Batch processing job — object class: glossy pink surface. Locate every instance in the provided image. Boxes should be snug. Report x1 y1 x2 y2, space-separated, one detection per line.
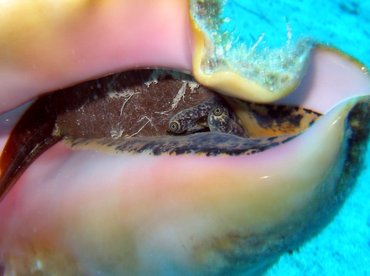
0 0 193 113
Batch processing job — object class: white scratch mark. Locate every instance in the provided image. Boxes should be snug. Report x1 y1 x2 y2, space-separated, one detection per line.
119 91 140 116
155 83 187 115
110 127 124 139
144 79 158 88
108 89 140 101
126 116 153 138
250 32 265 52
187 81 199 92
171 82 187 109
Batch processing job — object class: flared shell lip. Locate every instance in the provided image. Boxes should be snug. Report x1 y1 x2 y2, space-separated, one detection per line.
189 15 369 104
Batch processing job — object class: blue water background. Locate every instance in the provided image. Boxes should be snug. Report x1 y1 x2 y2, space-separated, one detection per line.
223 0 370 67
222 1 370 275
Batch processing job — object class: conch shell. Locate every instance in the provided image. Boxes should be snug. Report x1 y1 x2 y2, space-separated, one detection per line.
0 0 369 275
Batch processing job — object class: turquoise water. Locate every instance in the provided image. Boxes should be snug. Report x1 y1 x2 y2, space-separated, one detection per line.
222 1 370 275
224 0 370 67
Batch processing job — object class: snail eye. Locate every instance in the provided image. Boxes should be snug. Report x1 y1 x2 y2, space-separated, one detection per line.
169 121 181 133
212 106 225 116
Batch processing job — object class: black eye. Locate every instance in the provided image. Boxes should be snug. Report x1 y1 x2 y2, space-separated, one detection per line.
169 121 181 133
212 106 225 116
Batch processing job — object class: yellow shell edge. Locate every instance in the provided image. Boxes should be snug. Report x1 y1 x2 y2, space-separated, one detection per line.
190 18 299 103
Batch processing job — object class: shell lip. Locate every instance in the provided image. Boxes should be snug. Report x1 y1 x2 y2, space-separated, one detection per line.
189 1 370 104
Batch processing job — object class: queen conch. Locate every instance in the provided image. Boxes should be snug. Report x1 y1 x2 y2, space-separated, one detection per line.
0 0 369 275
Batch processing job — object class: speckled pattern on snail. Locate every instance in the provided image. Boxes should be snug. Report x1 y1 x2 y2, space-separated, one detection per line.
168 97 245 136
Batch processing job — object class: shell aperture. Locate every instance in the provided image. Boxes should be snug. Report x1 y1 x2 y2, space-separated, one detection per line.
0 69 320 200
0 65 369 275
